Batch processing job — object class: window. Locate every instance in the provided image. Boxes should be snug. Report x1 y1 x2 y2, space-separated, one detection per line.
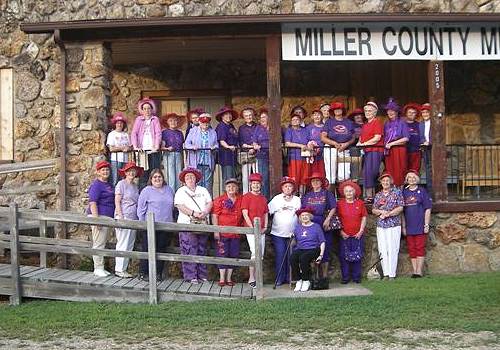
0 68 13 162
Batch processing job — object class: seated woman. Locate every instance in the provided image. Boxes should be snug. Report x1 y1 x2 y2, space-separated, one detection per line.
291 208 326 292
372 172 404 280
174 167 213 284
136 169 175 281
211 178 242 287
402 170 432 278
337 180 367 284
268 176 301 287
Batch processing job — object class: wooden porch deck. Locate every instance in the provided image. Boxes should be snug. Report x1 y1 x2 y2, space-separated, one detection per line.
0 264 254 303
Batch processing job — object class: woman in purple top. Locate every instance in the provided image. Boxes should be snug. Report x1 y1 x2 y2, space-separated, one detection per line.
291 208 326 292
88 160 115 277
306 110 326 179
402 170 432 278
252 108 270 199
404 103 423 173
185 107 204 139
215 106 239 184
372 172 404 280
136 169 175 281
301 172 337 278
160 113 185 192
320 102 356 188
284 113 310 194
238 107 258 194
348 108 366 181
383 98 410 187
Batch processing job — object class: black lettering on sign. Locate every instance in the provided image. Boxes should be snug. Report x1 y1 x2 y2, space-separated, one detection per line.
481 27 498 55
429 28 443 55
296 28 313 56
458 27 470 55
443 28 456 55
382 27 397 55
313 28 319 56
344 27 357 55
319 28 331 55
358 27 372 55
331 28 344 56
398 26 413 55
415 27 428 55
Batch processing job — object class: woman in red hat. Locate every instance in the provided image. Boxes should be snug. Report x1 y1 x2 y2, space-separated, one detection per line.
87 160 115 277
114 161 143 278
321 101 356 189
306 109 327 179
268 177 301 286
284 112 311 194
185 107 204 139
215 106 239 184
252 108 270 199
106 112 131 186
336 180 367 284
301 172 337 279
241 172 269 288
174 167 213 283
160 113 185 191
404 103 423 173
348 108 367 181
372 172 404 280
238 107 258 194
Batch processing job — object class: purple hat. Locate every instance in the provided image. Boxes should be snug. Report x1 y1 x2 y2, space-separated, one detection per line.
383 97 400 113
137 97 157 115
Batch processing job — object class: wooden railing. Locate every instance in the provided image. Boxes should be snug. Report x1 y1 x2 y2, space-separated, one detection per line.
0 204 263 305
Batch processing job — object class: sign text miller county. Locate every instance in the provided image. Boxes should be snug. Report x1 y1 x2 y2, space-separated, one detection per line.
282 23 500 61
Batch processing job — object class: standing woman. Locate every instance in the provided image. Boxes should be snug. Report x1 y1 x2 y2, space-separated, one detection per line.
348 108 366 182
419 103 433 192
319 102 331 124
185 107 204 139
238 107 258 194
402 170 432 278
357 101 384 203
301 172 337 279
215 106 239 184
160 113 185 191
383 98 410 187
106 112 131 186
174 168 213 283
284 113 310 194
336 180 367 284
130 98 162 186
268 177 301 286
87 160 115 277
404 103 423 173
252 108 270 199
306 109 326 179
114 161 143 278
372 172 404 280
136 169 175 281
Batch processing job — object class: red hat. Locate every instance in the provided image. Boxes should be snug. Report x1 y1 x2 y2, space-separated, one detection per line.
187 107 204 121
378 172 393 182
240 106 257 118
160 113 186 129
329 102 346 114
118 161 144 178
280 176 296 190
403 103 421 116
248 173 263 183
338 180 362 198
198 113 212 124
307 172 329 189
296 207 315 216
420 103 432 111
137 97 157 115
179 167 202 183
96 160 110 171
111 112 127 126
347 108 364 120
258 107 268 116
290 105 307 118
215 106 239 122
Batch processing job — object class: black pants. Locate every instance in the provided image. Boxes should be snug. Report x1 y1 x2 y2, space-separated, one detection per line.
139 230 171 277
291 248 320 281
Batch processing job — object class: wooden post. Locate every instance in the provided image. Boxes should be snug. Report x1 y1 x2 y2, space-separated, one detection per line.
9 203 21 305
146 212 158 305
266 34 283 197
428 61 447 202
253 217 264 301
39 203 47 268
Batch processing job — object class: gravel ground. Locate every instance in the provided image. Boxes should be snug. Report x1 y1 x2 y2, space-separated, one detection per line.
0 330 498 350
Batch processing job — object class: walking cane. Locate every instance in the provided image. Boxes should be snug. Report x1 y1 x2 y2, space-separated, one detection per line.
273 236 294 290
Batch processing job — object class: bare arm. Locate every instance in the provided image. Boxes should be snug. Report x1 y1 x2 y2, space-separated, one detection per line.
89 202 98 217
424 208 431 234
358 134 381 146
211 213 220 240
320 132 340 148
242 209 253 228
114 194 123 218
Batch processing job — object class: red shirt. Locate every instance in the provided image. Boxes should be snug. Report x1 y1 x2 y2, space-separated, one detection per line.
212 194 242 238
241 192 268 229
360 118 384 152
337 199 368 236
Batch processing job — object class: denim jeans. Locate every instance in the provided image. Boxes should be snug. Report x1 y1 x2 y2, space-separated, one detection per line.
197 164 214 198
257 158 270 199
162 151 183 191
110 160 125 187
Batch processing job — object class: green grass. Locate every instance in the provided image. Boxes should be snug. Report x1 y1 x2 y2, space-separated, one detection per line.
0 273 499 343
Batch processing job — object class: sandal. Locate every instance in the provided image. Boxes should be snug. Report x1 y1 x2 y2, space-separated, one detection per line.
226 281 235 286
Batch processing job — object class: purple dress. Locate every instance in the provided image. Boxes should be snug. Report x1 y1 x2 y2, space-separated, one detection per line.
216 121 238 166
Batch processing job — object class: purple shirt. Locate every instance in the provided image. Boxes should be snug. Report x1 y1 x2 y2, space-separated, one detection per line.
403 186 432 235
115 179 139 219
184 127 218 169
284 126 309 161
384 118 410 145
373 187 405 228
161 128 184 152
322 118 355 143
306 123 324 160
87 179 115 218
252 125 269 160
406 121 422 153
137 185 175 223
238 123 257 146
301 189 337 225
294 223 326 250
216 121 238 166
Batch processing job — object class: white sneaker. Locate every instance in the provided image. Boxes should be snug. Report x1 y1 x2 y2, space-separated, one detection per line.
294 280 303 292
94 269 108 277
300 280 310 292
115 271 133 278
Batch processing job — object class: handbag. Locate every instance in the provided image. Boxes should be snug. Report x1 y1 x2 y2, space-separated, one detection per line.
310 261 329 290
327 215 342 230
237 149 256 165
344 239 363 262
185 190 208 225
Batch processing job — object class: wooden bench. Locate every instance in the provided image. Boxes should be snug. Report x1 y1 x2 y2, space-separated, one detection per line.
460 145 500 197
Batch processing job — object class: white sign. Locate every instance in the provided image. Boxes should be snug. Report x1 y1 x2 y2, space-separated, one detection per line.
282 23 500 61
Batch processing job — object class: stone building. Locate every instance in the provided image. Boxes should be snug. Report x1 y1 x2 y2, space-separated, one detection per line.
0 0 499 279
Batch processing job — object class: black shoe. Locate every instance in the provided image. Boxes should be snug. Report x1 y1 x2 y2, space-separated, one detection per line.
340 280 350 285
139 273 149 282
